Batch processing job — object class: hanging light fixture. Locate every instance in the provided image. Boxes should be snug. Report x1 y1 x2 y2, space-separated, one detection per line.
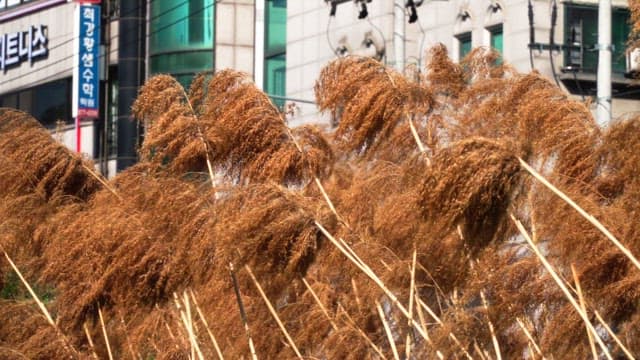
357 0 370 19
406 0 418 23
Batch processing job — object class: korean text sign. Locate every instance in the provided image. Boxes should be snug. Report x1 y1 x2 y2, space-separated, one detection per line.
72 3 100 118
0 25 48 72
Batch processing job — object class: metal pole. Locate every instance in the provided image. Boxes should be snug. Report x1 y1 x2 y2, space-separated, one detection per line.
254 0 265 90
116 0 145 171
597 0 612 126
394 0 405 72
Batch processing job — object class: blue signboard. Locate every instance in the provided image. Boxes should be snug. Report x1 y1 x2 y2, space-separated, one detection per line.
73 3 100 118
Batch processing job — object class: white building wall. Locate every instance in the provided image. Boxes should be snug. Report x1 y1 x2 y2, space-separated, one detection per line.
215 0 256 75
285 0 637 125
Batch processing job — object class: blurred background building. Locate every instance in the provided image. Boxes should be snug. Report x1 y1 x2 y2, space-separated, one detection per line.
0 0 637 176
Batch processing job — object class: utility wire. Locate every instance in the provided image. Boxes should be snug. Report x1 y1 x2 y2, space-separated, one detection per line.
325 15 339 56
549 0 561 87
0 0 213 88
528 0 535 71
366 16 387 64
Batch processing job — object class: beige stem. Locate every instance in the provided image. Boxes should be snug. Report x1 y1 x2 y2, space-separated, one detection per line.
571 265 598 360
98 306 114 360
301 278 339 331
511 214 612 360
519 157 640 272
188 289 225 360
515 318 545 360
376 301 400 360
245 265 303 359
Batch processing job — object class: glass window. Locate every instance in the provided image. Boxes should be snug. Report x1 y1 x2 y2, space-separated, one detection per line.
32 78 71 128
457 32 472 61
0 93 17 108
0 78 71 128
265 54 286 103
149 0 215 87
150 0 214 53
0 0 36 11
265 0 287 57
490 25 503 54
564 4 629 74
150 51 213 75
264 0 286 107
489 25 503 64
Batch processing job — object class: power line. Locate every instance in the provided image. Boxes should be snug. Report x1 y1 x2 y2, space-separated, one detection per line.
35 0 192 58
0 0 214 89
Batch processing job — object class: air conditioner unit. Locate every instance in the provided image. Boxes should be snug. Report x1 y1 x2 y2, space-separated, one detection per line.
626 48 640 76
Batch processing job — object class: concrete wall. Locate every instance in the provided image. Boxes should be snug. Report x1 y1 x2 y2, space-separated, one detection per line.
215 0 255 75
287 1 394 126
285 0 638 125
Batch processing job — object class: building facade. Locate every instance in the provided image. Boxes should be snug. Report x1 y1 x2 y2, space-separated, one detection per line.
0 0 637 176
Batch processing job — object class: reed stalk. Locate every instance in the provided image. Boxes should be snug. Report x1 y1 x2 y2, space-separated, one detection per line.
337 303 388 360
510 214 613 360
413 292 445 360
515 318 545 360
571 265 598 360
245 265 303 359
174 292 204 360
376 301 400 360
518 158 640 273
473 342 488 360
593 310 636 360
229 263 258 360
301 278 338 331
415 297 472 359
189 289 225 360
180 86 217 188
405 249 417 360
83 322 98 359
316 221 471 359
408 116 426 154
351 277 362 310
98 306 114 360
480 291 501 360
3 252 55 327
2 251 79 357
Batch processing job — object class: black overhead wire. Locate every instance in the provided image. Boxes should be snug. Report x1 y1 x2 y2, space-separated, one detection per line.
549 0 561 87
528 0 535 71
0 0 212 89
325 13 339 56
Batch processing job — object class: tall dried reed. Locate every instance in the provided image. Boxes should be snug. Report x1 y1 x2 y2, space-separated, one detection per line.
2 42 640 359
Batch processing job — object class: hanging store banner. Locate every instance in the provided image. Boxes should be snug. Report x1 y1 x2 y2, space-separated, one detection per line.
72 2 100 119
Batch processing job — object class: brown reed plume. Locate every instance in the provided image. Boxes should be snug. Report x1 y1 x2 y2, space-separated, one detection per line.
315 56 434 157
4 42 640 359
419 137 521 249
0 108 100 202
630 0 640 49
425 44 465 97
132 74 227 176
202 70 333 185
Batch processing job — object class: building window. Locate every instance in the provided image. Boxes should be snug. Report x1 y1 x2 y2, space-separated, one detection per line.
488 24 503 63
0 0 36 12
149 0 215 88
264 0 286 108
456 32 472 61
564 4 630 74
0 78 71 128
